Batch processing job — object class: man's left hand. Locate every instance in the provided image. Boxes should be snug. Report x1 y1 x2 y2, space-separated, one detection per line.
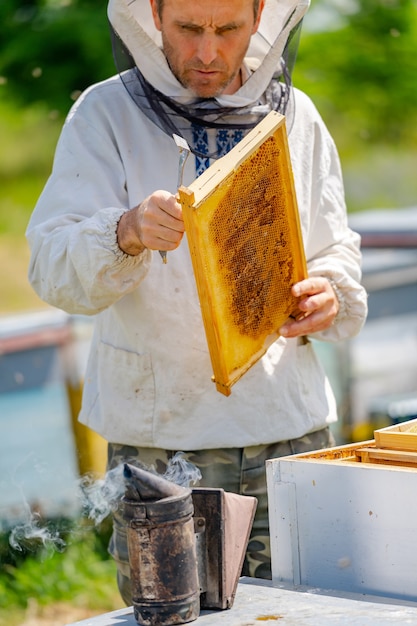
279 277 339 338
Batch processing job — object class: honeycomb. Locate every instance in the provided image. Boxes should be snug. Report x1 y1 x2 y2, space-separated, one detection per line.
179 111 307 396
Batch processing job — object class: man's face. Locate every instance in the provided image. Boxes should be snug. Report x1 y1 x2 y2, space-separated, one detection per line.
150 0 264 98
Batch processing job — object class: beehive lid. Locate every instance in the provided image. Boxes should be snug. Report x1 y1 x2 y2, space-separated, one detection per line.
179 111 307 396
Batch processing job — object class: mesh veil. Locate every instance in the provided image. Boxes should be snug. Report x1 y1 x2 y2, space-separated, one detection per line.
109 17 303 160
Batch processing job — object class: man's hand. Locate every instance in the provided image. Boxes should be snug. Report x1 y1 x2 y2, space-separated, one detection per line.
117 190 185 256
279 277 340 338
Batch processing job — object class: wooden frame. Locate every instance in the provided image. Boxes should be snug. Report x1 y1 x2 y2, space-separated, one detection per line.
374 417 417 451
179 111 307 395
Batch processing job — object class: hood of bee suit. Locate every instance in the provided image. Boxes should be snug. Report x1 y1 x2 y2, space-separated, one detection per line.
107 0 310 109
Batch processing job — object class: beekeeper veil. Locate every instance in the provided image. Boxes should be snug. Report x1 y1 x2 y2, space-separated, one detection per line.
108 0 309 159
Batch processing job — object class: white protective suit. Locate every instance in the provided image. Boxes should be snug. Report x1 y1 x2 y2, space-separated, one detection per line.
27 0 367 450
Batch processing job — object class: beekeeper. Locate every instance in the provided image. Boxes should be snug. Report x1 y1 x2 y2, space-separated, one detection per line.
27 0 368 598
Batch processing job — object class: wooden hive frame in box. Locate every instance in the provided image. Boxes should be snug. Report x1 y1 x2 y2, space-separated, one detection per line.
178 111 307 396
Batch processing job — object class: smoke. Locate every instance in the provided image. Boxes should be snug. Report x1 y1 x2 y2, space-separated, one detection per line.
79 464 125 525
6 452 70 555
8 452 201 554
163 451 202 487
9 510 66 555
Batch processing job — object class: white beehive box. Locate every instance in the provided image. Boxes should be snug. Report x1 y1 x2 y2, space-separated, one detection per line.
266 433 417 602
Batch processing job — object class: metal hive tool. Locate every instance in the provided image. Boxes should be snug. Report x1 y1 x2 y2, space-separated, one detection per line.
178 111 307 396
158 134 190 264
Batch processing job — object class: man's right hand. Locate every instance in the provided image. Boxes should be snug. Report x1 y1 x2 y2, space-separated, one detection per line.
117 190 185 256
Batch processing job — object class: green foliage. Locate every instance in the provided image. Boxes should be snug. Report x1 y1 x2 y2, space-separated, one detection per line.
0 517 117 612
294 0 417 148
0 101 62 236
0 0 115 115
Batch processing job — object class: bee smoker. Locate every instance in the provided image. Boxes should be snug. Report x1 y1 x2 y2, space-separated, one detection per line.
122 463 257 626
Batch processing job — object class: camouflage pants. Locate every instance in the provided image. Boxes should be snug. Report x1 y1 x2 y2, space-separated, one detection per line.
107 427 334 606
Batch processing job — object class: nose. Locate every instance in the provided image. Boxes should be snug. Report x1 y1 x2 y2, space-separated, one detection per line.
196 33 218 66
